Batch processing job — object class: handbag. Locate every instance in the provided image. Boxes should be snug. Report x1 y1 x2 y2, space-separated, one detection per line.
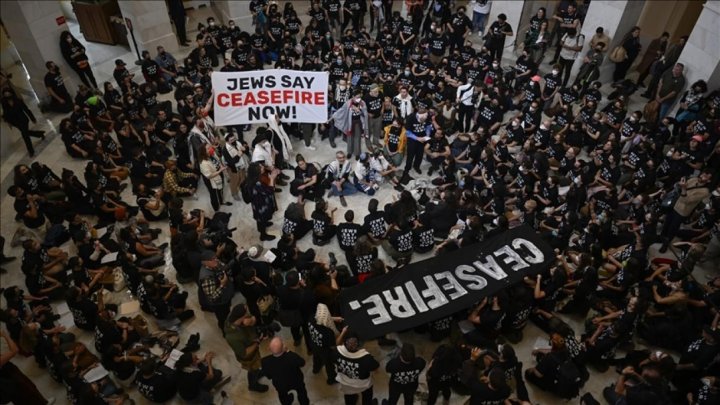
643 100 660 124
257 294 275 315
76 60 89 69
609 46 627 63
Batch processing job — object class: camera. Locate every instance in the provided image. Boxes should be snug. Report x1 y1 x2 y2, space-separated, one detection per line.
256 321 282 338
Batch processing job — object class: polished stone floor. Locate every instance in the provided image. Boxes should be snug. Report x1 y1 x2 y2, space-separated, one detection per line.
1 4 716 405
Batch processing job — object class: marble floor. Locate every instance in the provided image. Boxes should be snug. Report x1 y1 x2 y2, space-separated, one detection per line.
1 5 717 405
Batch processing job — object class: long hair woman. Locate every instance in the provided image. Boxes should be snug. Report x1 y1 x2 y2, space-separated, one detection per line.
59 30 97 88
247 162 277 241
197 144 229 211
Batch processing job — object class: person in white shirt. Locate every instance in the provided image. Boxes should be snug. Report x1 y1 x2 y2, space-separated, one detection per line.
221 132 248 201
252 131 276 167
353 153 378 196
471 0 492 36
456 78 477 132
325 151 356 207
369 150 404 191
198 143 229 211
392 87 414 119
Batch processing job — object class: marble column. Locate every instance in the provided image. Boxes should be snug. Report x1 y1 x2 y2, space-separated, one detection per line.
674 1 720 103
214 1 254 33
571 0 646 82
0 0 79 98
116 0 178 62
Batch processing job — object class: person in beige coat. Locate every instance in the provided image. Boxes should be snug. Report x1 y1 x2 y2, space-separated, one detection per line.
660 171 713 252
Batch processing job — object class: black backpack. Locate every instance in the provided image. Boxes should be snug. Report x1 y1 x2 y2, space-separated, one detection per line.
240 180 252 203
554 356 582 398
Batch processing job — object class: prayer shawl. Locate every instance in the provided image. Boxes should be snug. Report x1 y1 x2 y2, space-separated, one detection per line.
332 100 369 137
267 117 293 161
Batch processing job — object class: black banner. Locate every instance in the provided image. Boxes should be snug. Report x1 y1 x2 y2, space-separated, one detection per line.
338 225 554 340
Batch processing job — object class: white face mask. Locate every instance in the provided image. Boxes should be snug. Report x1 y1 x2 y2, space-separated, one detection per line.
354 97 361 103
339 85 346 90
552 69 559 75
209 21 215 26
492 63 499 68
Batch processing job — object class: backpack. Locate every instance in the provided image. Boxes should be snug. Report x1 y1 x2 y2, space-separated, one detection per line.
554 357 582 398
609 46 627 63
240 180 252 203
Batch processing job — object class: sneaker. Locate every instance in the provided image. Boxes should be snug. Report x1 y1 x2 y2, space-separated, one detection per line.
339 195 347 207
328 252 338 266
307 145 317 150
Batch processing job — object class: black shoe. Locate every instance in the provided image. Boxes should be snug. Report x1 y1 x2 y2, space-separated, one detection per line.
400 173 412 185
275 188 283 192
223 202 233 206
312 366 322 374
328 252 338 266
181 332 200 352
279 173 290 180
326 378 338 385
266 222 273 227
659 244 668 253
548 60 558 65
413 167 422 175
347 154 353 160
330 141 337 148
427 166 436 176
339 195 347 207
394 184 404 192
158 242 169 250
260 233 276 241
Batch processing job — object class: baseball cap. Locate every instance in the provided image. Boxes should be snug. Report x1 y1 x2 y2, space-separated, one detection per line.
114 59 126 66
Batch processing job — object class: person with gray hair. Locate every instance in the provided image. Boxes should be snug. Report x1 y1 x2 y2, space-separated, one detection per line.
261 336 309 405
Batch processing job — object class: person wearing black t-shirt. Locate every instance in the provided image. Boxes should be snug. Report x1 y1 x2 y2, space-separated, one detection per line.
60 30 97 88
134 359 177 403
383 221 414 265
66 286 98 331
262 336 309 405
312 199 337 246
335 328 380 405
43 61 72 113
484 14 513 62
290 155 319 200
362 198 387 242
175 351 227 403
337 210 362 255
386 343 426 405
461 351 511 405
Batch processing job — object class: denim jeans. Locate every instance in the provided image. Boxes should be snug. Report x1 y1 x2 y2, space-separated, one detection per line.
472 12 488 34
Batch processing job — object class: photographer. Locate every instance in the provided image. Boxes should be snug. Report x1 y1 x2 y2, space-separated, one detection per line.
197 249 234 333
225 303 269 392
261 336 309 405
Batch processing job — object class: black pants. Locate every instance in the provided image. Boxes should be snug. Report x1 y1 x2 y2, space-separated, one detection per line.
404 139 424 172
0 362 48 405
613 59 634 82
661 209 686 246
312 346 336 382
342 11 360 31
558 57 575 87
11 119 44 156
457 104 474 133
344 386 373 405
202 176 224 211
427 378 451 405
488 43 504 63
278 383 310 405
72 65 98 88
173 17 187 43
388 383 417 405
211 301 231 332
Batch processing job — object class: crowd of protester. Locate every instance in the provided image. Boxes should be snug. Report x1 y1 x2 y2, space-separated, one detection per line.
2 1 720 404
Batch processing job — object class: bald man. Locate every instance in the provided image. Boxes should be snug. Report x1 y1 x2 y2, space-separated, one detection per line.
260 337 309 405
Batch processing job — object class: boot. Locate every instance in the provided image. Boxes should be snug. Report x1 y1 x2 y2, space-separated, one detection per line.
181 332 200 352
248 369 269 392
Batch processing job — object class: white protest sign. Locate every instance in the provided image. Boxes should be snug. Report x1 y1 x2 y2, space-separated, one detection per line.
212 69 329 125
